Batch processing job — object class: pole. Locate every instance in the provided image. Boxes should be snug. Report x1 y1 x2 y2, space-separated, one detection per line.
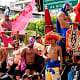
24 32 28 45
16 31 19 42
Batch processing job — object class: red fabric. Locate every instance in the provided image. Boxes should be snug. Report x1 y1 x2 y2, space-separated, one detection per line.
2 35 14 47
45 35 59 41
2 35 8 47
12 0 35 34
45 7 53 34
45 31 62 44
75 3 80 23
0 32 5 35
5 16 9 20
1 20 12 30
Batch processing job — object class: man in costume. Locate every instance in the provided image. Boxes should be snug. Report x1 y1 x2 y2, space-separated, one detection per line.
56 3 72 65
43 32 63 80
19 39 44 75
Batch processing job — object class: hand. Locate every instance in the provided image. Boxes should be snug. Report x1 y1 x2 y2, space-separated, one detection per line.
60 66 63 71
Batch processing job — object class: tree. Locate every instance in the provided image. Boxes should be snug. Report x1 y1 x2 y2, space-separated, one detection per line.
26 15 57 36
26 22 36 31
36 19 45 36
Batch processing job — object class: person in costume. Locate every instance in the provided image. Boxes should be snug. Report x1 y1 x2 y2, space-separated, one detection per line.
1 6 12 31
18 40 44 76
56 3 71 38
43 32 63 80
56 3 72 65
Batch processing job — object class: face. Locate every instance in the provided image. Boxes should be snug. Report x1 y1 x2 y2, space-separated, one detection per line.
25 69 30 75
37 38 42 44
7 57 14 66
49 39 56 45
16 76 20 80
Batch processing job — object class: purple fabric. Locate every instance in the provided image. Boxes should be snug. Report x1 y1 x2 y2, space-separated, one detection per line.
29 37 35 44
19 59 26 72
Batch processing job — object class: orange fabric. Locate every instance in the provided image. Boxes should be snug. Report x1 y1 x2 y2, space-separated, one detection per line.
66 29 72 51
45 31 62 40
66 29 80 52
45 35 60 41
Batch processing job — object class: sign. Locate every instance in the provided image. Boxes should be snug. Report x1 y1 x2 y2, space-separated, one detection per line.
43 0 78 10
12 0 35 34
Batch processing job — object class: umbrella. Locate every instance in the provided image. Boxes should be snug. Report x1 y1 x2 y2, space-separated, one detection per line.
44 6 54 34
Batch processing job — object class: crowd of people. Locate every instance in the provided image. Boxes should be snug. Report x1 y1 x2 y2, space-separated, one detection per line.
0 1 80 80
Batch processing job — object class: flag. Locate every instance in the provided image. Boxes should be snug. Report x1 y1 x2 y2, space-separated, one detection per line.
12 0 35 34
44 7 54 34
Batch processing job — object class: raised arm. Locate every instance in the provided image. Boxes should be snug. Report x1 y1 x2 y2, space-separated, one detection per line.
57 12 70 28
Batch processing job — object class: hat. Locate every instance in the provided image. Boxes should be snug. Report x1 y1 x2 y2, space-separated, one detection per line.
45 31 62 41
65 3 70 7
45 35 59 41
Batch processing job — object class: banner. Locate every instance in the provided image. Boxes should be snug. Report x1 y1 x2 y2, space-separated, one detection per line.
66 29 80 52
12 0 35 34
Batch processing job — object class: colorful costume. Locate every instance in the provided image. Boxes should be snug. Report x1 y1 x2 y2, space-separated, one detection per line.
56 3 71 38
45 32 61 80
45 60 61 80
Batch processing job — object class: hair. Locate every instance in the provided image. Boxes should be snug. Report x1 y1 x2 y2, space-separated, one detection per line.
36 36 41 40
22 73 32 80
61 3 71 15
